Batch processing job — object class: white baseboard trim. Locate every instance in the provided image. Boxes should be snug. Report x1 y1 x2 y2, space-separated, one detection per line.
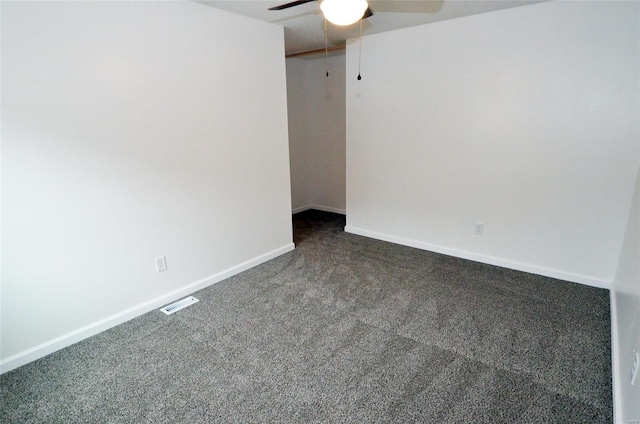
344 226 610 289
0 243 295 375
610 290 622 424
292 204 346 215
291 205 309 214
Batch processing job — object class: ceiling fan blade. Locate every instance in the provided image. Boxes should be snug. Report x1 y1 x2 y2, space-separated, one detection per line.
363 7 374 19
268 0 317 11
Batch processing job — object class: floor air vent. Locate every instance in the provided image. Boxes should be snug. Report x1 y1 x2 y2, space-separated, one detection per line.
160 296 199 315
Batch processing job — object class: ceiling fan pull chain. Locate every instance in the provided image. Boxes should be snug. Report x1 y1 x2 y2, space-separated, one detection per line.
324 18 329 77
357 17 363 80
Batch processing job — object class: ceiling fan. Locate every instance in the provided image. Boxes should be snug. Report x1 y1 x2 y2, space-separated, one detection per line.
269 0 373 27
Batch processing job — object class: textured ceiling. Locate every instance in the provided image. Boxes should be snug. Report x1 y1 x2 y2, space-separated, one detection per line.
197 0 546 56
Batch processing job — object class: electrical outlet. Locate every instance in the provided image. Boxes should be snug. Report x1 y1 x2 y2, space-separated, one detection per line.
631 351 639 385
474 223 484 235
155 256 168 273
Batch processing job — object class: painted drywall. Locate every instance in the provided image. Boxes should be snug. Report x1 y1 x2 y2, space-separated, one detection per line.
345 1 639 287
611 167 640 422
286 58 311 211
286 53 346 214
1 1 293 370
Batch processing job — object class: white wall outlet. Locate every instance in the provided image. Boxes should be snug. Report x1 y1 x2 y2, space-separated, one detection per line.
631 351 639 385
474 223 484 235
155 256 168 273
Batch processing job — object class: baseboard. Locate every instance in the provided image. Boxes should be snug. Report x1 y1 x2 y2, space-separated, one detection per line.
292 204 346 215
344 226 610 289
291 205 309 214
0 243 295 375
610 289 622 423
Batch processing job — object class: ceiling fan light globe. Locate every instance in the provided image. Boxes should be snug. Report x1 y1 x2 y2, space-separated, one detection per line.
321 0 368 26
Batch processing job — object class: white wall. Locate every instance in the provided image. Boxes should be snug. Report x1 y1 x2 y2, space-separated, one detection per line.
286 58 311 211
611 167 640 422
1 1 293 371
346 1 639 287
287 53 346 214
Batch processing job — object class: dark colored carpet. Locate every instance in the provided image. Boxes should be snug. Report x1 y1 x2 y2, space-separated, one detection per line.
0 210 612 423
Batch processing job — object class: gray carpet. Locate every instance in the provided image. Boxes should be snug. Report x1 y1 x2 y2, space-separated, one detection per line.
1 210 612 423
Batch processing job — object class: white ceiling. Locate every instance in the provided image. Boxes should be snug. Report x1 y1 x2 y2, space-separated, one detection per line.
197 0 546 56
